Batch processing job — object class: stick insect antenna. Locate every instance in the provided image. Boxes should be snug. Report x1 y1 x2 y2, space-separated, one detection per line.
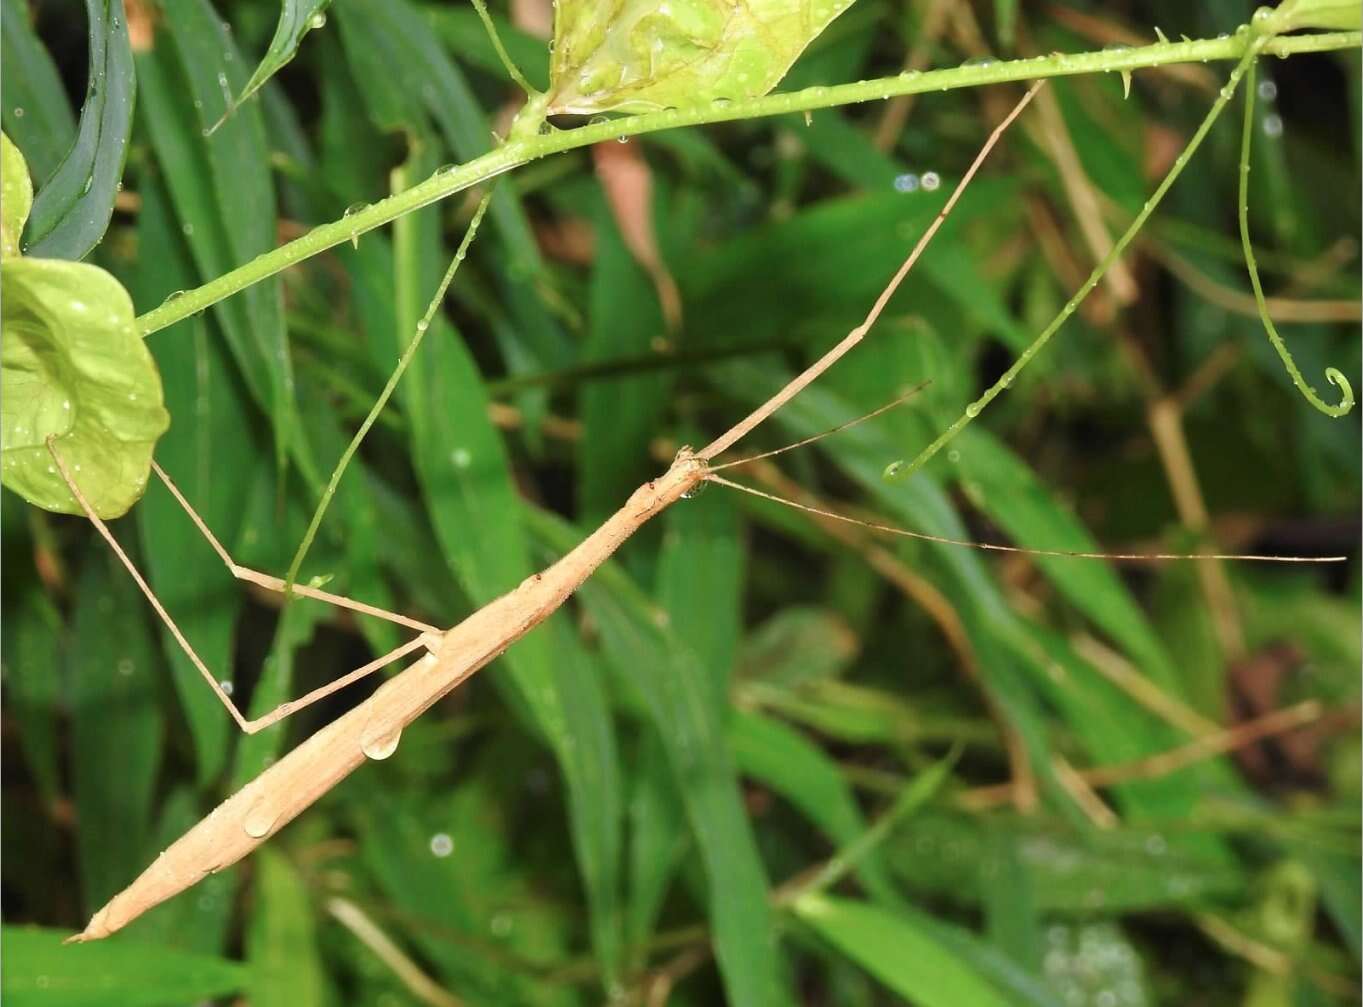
705 472 1347 564
708 381 932 473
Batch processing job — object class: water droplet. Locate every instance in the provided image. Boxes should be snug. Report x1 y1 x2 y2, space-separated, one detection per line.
308 11 327 29
965 402 981 417
883 460 906 479
12 107 24 118
429 832 454 857
1257 79 1278 101
1262 113 1283 138
242 798 279 838
920 171 940 191
681 479 707 500
361 725 402 760
414 319 428 333
490 912 513 937
182 222 194 237
117 658 135 676
1102 42 1133 53
947 449 961 463
893 173 920 193
62 400 70 410
616 134 628 144
1144 834 1167 855
588 114 610 128
81 176 93 195
960 55 997 68
451 447 471 469
220 680 234 696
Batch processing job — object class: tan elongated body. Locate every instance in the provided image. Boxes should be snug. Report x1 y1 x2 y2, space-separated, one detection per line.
75 451 707 941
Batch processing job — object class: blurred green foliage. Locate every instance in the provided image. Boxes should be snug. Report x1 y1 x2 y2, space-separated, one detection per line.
2 1 1359 1005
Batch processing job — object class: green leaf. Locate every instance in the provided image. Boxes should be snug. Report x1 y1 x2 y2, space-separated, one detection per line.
70 554 165 913
526 505 792 1007
135 0 299 478
578 189 671 524
1 257 170 518
0 926 246 1007
2 132 32 258
234 0 332 111
0 586 63 807
23 0 134 260
248 849 330 1007
795 893 1013 1007
547 0 855 114
1 0 78 184
730 709 899 905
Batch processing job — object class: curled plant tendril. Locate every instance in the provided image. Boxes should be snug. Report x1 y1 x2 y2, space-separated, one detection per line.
1238 58 1355 418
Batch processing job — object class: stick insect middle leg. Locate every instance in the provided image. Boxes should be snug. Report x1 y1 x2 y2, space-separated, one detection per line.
49 441 444 734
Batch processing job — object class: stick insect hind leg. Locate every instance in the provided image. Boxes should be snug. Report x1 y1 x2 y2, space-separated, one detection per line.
48 439 444 735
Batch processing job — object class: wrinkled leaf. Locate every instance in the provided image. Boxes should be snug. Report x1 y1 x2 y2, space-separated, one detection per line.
0 926 246 1007
796 893 1013 1007
548 0 856 114
2 132 32 257
23 0 134 260
234 0 332 110
1 257 169 518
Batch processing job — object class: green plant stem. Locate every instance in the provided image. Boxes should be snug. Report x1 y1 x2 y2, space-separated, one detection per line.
135 29 1360 337
469 0 537 97
885 39 1267 484
1237 60 1355 416
281 193 494 594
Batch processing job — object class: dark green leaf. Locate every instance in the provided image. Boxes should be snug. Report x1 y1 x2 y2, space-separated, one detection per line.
70 554 165 912
248 849 330 1007
1 0 77 184
23 0 134 260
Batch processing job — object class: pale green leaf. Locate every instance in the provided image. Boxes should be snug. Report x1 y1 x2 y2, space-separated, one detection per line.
795 894 1013 1007
1 258 169 517
547 0 856 114
2 132 32 258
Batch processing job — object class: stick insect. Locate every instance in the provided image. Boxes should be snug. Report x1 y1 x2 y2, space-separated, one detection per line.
53 81 1334 943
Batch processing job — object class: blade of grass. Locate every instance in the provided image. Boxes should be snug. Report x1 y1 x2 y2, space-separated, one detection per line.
23 0 134 259
388 148 624 982
135 0 300 478
71 554 165 913
131 172 251 784
0 0 77 183
526 504 793 1007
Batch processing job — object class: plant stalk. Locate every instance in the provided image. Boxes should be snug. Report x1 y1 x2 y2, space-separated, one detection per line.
135 29 1360 337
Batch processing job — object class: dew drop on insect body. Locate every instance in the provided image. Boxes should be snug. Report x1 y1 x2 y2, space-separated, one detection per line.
361 725 402 761
242 797 280 839
681 480 707 500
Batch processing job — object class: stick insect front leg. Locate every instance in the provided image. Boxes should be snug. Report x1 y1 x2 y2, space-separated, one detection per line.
48 441 445 734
